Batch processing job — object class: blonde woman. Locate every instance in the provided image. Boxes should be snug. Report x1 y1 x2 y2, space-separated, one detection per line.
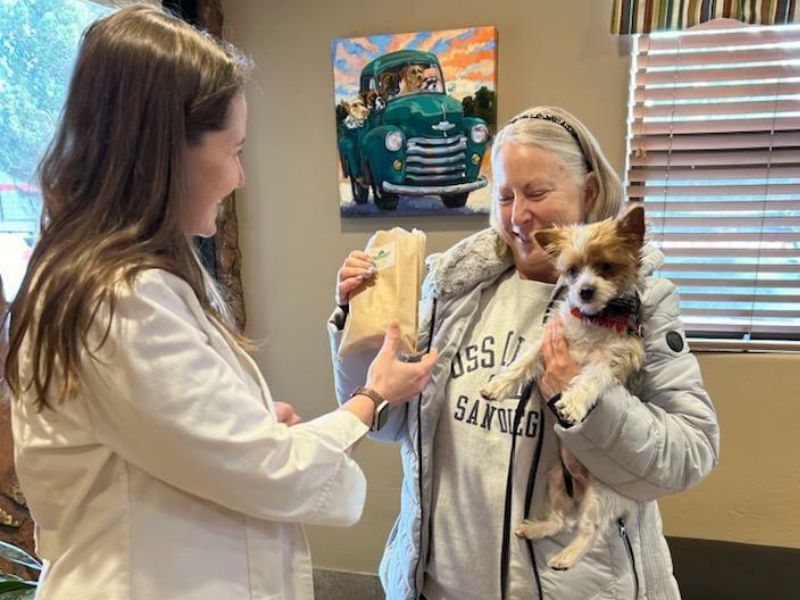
331 107 719 600
4 5 436 599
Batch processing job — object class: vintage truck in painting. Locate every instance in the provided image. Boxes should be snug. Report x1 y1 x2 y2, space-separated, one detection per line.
338 49 489 210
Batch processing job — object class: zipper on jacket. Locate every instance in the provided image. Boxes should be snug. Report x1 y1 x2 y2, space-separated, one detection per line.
415 297 437 599
502 287 566 600
522 404 545 600
618 518 640 600
500 384 544 600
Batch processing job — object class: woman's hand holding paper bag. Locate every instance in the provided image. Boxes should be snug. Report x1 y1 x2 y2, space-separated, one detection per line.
340 321 438 428
365 321 438 405
337 228 426 358
336 250 377 306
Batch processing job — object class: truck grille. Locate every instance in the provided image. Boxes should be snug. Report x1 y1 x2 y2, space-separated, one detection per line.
405 136 467 183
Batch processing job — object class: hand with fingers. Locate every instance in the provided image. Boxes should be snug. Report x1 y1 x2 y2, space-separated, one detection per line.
336 250 377 307
367 321 438 406
273 401 302 426
342 321 438 428
537 316 580 401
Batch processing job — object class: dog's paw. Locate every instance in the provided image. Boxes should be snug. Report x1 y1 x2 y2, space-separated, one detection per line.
515 520 557 540
548 548 579 571
480 378 508 402
554 395 589 424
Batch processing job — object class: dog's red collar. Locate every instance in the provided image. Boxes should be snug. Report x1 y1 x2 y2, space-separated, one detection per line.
569 306 644 337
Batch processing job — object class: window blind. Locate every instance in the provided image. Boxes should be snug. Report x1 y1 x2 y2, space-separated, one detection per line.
627 20 800 348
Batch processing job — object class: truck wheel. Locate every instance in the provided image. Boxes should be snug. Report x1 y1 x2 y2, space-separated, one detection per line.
441 192 469 208
350 177 369 204
368 164 399 210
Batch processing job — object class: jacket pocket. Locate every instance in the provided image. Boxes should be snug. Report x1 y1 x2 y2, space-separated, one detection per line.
536 532 615 600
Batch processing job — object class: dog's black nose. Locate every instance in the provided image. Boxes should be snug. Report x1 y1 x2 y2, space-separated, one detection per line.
580 287 595 302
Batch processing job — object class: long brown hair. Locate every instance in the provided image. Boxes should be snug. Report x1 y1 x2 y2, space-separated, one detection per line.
1 275 7 393
4 4 252 408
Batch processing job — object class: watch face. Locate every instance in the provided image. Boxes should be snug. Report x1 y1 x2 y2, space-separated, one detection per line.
374 401 390 431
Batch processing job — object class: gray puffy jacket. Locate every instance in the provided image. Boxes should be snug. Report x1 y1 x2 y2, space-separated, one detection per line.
328 228 719 600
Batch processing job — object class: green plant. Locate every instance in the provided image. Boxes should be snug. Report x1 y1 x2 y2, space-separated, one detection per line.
0 541 40 599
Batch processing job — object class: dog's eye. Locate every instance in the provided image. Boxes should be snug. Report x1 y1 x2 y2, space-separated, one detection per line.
566 266 579 278
599 262 614 274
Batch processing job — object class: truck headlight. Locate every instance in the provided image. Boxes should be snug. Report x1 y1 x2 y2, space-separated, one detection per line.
470 124 489 144
385 131 404 152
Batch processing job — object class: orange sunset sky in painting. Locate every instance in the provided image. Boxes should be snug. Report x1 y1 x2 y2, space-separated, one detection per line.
332 26 497 106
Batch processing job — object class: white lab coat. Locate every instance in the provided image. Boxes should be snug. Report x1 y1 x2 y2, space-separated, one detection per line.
11 269 369 599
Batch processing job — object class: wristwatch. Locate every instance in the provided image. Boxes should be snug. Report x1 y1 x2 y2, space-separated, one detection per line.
350 385 390 431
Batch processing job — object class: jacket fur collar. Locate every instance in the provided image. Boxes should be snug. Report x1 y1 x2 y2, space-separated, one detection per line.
426 227 665 300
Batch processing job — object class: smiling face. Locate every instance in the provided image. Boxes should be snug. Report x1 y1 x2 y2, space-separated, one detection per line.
181 92 247 237
492 142 597 282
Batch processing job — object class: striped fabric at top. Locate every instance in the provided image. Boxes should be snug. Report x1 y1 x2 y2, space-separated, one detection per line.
612 0 799 34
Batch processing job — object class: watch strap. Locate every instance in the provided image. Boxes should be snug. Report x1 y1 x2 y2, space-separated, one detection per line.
350 385 386 407
350 385 390 431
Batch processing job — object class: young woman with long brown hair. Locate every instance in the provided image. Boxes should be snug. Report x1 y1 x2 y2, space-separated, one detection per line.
4 5 436 599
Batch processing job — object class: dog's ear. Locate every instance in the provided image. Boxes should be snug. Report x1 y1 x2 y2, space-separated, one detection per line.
617 205 645 249
380 71 399 89
533 228 567 257
362 91 376 108
340 100 351 112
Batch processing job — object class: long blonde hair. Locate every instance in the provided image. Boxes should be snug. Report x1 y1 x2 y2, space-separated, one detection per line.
489 106 624 242
5 4 252 408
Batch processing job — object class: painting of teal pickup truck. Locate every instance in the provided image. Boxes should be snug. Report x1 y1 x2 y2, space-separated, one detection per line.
333 28 496 217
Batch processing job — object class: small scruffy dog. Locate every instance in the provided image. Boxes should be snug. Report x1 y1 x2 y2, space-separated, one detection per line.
399 64 425 95
481 206 647 571
341 97 370 128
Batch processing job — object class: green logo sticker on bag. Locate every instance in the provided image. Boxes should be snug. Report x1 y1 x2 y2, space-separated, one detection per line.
368 242 396 271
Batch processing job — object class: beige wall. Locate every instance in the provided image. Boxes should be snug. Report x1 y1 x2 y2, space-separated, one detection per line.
223 0 800 573
660 353 800 549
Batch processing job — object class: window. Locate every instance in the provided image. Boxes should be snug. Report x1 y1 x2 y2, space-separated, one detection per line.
626 19 800 350
0 0 109 301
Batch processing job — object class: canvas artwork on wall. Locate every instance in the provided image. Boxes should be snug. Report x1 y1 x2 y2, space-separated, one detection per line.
332 26 497 217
